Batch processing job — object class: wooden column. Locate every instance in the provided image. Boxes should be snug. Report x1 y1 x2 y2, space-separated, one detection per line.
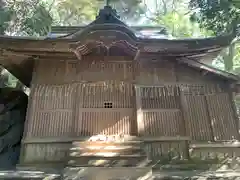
228 90 240 140
72 83 84 136
203 94 215 141
135 86 144 136
175 64 189 159
178 86 190 159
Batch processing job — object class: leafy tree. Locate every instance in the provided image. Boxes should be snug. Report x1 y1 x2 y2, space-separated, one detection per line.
53 0 145 25
0 0 53 88
0 0 53 36
189 0 239 35
151 11 213 38
188 0 240 71
146 0 212 38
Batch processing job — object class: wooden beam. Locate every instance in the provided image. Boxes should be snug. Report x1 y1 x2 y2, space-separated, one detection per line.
50 26 166 34
22 136 190 144
191 143 240 148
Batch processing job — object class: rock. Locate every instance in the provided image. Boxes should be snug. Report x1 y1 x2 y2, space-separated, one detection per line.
0 90 28 169
0 146 21 169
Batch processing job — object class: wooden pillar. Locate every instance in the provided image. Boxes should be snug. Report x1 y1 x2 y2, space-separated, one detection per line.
178 86 190 159
203 94 215 141
228 90 240 140
175 64 189 159
72 83 84 136
135 86 144 136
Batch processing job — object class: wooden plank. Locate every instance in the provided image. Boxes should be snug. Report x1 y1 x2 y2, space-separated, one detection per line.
70 149 141 156
72 141 142 146
139 136 190 142
228 91 240 140
22 136 190 144
141 109 180 113
74 108 133 112
135 85 144 136
51 25 168 33
64 167 151 180
69 154 146 159
191 143 240 148
70 146 140 152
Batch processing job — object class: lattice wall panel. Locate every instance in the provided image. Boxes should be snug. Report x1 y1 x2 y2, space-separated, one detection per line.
144 141 188 160
33 59 180 85
141 111 182 136
25 84 77 138
136 86 183 136
79 82 134 108
176 64 225 83
136 61 176 84
75 82 136 136
77 60 135 82
21 143 70 164
33 59 136 84
206 93 238 140
26 111 73 137
184 95 213 141
33 60 77 84
180 84 224 95
140 86 180 109
74 110 134 136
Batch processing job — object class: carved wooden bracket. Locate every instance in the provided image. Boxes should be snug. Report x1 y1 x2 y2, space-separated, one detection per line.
69 40 140 60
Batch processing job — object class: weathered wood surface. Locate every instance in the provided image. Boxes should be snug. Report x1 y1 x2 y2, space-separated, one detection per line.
190 142 240 159
68 136 148 167
22 136 190 144
20 57 239 166
64 167 152 180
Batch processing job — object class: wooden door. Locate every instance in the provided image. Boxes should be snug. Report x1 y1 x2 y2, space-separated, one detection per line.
135 85 183 136
74 81 137 136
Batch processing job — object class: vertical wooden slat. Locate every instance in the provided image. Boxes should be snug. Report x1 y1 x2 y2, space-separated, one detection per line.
206 93 239 140
135 86 144 136
228 91 240 140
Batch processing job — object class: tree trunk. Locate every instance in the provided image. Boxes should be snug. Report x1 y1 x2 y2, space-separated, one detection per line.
224 43 235 71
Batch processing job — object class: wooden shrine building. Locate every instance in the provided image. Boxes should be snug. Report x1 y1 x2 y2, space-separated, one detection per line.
0 5 239 168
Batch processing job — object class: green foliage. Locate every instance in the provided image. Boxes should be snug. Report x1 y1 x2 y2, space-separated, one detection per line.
148 0 213 38
232 42 240 74
110 0 145 23
152 11 213 38
54 0 99 25
53 0 145 25
0 68 18 88
188 0 240 72
21 3 53 36
1 0 53 36
0 0 53 87
189 0 239 35
0 6 12 34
